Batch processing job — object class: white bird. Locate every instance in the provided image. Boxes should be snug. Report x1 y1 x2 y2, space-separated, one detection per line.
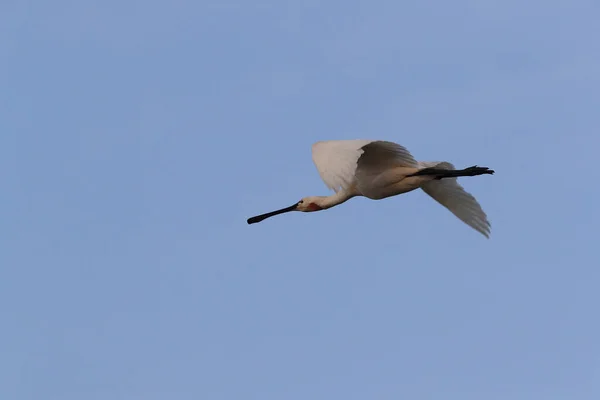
247 140 494 237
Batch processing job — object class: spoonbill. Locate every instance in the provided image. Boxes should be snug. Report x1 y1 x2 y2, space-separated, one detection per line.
247 140 494 237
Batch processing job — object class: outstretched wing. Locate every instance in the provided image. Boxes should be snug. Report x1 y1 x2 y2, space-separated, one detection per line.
312 140 418 192
419 162 491 237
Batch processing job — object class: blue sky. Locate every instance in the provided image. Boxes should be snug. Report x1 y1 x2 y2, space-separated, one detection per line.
2 1 600 399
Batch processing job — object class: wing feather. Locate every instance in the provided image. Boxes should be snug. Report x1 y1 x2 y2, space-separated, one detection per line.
312 140 418 192
311 140 373 192
420 173 491 238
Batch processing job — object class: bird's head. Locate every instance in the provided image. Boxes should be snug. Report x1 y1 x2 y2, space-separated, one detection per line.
296 196 325 212
247 196 325 224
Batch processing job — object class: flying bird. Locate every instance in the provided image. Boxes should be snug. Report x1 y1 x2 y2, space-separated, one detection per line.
247 140 494 237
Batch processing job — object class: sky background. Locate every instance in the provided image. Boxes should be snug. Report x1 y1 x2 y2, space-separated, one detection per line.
2 1 600 399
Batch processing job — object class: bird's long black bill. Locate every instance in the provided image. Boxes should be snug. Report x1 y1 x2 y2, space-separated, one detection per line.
247 204 298 224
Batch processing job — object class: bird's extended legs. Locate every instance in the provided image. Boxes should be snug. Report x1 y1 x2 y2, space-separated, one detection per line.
408 165 494 180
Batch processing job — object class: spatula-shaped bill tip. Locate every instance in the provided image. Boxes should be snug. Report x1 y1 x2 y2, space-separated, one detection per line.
247 203 298 224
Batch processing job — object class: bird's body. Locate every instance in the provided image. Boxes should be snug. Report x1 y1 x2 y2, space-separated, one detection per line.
248 140 494 237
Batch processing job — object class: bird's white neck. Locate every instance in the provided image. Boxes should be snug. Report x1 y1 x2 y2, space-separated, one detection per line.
318 190 355 209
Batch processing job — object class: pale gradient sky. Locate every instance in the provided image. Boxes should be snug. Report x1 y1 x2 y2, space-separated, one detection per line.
2 1 600 399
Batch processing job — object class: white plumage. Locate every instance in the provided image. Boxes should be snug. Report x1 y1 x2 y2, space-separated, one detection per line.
418 161 491 237
248 139 494 238
311 140 373 192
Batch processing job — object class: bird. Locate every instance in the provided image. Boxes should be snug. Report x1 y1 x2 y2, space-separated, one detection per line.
247 140 494 237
